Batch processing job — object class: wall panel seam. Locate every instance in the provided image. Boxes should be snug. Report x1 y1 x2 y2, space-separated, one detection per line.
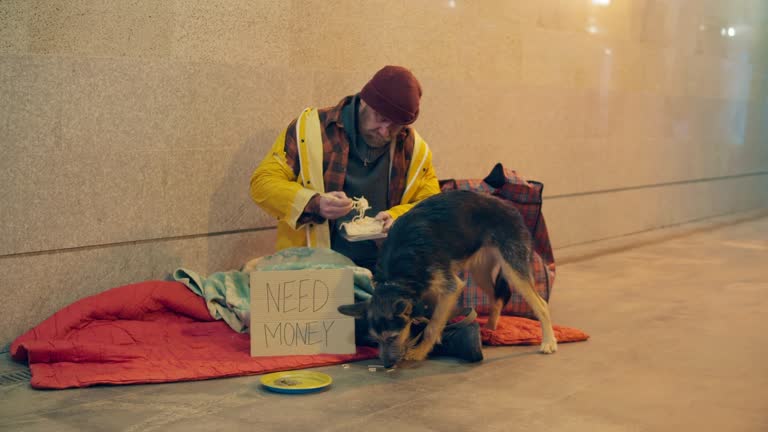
0 226 276 260
545 171 768 200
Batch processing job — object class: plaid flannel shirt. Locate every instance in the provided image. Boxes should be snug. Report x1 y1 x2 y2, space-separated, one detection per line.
282 95 416 212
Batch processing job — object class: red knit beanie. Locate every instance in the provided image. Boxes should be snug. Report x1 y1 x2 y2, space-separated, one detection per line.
360 65 422 125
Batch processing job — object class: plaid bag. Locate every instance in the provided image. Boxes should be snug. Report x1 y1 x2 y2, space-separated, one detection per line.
439 163 556 318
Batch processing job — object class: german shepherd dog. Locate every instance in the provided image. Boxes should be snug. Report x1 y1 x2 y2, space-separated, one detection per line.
338 190 557 368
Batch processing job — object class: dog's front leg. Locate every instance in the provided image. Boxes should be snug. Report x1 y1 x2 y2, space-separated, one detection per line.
405 276 463 361
405 293 457 361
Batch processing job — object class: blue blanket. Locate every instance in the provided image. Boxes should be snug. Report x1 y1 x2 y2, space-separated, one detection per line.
172 247 374 333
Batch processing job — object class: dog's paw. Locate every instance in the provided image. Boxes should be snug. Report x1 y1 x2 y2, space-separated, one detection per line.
404 346 429 361
539 339 558 354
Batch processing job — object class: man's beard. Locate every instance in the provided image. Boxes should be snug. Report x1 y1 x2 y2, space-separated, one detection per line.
362 132 390 148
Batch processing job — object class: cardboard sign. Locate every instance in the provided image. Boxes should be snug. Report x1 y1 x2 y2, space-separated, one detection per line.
250 268 356 356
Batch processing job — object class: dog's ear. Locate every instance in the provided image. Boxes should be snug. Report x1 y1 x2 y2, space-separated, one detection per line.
337 301 368 318
393 299 413 317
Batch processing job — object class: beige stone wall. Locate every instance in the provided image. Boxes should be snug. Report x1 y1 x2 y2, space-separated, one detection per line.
1 0 767 348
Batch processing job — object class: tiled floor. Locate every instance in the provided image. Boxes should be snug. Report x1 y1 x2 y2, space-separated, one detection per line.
2 215 767 432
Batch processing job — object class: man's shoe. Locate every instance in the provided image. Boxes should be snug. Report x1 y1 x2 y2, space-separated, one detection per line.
430 321 484 363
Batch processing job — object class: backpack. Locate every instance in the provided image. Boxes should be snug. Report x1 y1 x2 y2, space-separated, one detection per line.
439 163 556 318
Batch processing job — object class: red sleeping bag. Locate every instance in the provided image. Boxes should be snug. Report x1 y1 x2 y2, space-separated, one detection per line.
10 281 377 389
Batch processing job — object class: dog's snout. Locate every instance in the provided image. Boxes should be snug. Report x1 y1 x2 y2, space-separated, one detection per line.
381 354 400 369
380 342 404 368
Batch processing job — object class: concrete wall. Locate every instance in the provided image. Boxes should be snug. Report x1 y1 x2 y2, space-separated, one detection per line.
2 0 767 349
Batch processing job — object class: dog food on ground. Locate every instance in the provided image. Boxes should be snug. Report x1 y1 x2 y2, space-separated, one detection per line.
367 364 396 373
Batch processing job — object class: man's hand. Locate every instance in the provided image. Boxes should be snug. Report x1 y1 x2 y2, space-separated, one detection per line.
317 191 354 220
374 211 394 232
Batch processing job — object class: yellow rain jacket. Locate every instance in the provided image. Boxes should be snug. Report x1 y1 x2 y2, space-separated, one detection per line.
250 97 439 251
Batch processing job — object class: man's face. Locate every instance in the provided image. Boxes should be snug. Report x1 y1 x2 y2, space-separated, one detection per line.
358 101 404 148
